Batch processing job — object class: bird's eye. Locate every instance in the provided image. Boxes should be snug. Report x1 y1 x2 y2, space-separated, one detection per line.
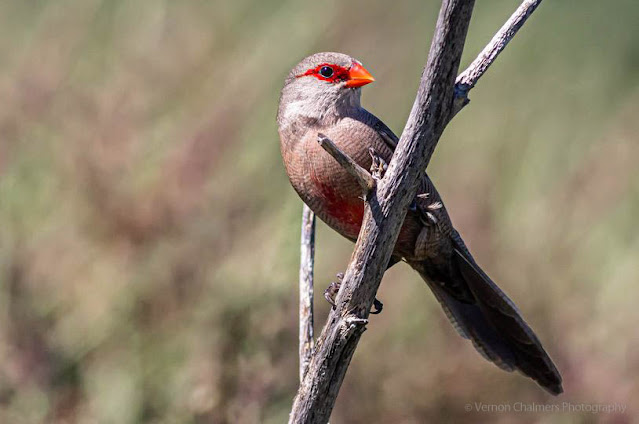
319 66 334 78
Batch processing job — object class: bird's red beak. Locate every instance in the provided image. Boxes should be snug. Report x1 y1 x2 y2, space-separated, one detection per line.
345 62 375 88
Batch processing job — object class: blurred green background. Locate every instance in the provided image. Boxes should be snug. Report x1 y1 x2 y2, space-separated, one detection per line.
1 0 638 423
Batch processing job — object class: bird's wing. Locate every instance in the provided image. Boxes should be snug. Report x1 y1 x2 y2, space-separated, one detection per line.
368 114 399 152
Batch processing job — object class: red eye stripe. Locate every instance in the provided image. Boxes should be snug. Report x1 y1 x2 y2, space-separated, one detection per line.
297 63 350 83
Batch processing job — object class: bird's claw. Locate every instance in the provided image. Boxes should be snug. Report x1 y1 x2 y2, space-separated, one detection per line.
369 148 388 180
324 272 384 315
324 273 344 308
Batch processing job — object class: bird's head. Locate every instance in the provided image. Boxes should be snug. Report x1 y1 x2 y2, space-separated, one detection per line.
278 52 375 124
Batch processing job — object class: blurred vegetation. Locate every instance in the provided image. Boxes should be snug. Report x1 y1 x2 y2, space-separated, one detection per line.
0 0 638 423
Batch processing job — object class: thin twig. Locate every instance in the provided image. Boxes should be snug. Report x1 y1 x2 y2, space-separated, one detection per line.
299 205 315 382
318 133 375 192
453 0 543 114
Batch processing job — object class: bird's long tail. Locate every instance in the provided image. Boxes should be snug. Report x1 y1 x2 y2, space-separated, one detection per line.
412 247 563 395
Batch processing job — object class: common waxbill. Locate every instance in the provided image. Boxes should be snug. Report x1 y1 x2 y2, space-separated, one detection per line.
277 52 562 395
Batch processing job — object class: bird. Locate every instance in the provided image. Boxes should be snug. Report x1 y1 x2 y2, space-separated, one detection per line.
277 52 562 395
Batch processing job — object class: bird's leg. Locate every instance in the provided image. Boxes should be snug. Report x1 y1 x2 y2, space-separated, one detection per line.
369 148 388 180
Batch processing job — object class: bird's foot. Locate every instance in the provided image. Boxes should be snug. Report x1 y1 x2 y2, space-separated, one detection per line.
324 273 343 308
324 272 384 314
369 148 388 180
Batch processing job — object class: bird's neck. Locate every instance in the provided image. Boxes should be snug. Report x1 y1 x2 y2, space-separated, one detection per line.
279 87 362 127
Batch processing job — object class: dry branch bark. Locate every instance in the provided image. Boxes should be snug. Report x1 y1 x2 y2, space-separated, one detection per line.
292 1 545 422
298 204 315 382
289 1 475 422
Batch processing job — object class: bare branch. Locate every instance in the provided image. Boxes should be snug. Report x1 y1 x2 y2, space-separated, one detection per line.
291 0 546 421
317 133 375 192
454 0 543 113
289 1 475 422
299 205 315 382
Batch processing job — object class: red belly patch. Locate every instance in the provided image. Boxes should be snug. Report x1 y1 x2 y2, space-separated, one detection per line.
315 180 364 237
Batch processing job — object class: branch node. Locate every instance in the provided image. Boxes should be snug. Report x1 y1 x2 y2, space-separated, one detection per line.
344 316 368 328
454 82 470 100
318 133 376 192
453 0 543 116
452 83 471 116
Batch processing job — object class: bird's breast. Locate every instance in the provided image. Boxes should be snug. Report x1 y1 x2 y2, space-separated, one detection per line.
308 173 364 240
280 115 419 247
280 122 369 240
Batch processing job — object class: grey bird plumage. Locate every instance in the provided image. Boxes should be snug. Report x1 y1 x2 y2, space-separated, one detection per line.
278 52 563 395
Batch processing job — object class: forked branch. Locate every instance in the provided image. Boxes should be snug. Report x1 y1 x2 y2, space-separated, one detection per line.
453 0 543 114
290 1 475 422
292 0 545 422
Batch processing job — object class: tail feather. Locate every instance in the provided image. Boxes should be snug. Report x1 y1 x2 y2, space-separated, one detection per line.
414 248 563 395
